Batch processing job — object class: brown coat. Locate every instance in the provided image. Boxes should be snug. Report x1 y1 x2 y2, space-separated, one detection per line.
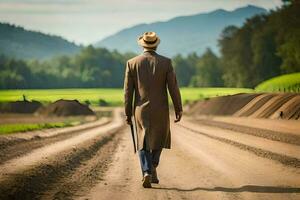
124 51 182 150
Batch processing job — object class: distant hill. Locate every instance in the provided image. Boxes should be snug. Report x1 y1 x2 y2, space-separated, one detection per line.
0 23 81 59
95 5 267 57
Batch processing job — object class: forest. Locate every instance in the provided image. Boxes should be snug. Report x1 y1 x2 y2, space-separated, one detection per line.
0 47 135 89
175 0 299 88
0 0 299 89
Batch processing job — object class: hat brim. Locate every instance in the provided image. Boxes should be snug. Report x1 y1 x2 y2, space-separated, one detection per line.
138 36 160 48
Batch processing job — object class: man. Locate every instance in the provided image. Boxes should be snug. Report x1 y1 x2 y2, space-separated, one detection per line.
124 32 183 188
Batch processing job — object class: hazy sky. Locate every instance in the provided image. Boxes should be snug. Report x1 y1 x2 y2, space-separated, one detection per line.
0 0 282 45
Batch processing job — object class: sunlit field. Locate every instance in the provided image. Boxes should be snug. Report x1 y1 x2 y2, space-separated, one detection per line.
0 87 254 106
255 72 300 92
0 122 71 135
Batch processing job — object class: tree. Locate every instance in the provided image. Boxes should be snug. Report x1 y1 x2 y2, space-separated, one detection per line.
218 2 300 87
190 48 223 87
0 46 133 89
219 26 246 87
276 2 300 73
172 54 195 87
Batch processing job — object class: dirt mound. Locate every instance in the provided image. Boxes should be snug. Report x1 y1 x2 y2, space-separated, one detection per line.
188 93 300 120
187 93 260 116
250 93 297 118
234 94 276 117
37 99 95 116
0 100 42 113
270 96 300 120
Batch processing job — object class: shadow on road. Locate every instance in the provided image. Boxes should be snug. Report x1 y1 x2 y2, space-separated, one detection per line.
153 185 300 193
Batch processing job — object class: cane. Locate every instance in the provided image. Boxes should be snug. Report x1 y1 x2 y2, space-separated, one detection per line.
129 121 137 154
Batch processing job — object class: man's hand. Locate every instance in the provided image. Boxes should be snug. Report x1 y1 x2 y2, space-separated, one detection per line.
126 116 132 125
174 111 182 123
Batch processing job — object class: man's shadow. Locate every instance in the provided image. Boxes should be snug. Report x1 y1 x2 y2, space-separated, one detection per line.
152 185 300 193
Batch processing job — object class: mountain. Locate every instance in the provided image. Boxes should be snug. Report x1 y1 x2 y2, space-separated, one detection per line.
95 5 267 57
0 23 81 59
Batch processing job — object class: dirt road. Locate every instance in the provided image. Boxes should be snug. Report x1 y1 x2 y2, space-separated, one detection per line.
0 109 300 200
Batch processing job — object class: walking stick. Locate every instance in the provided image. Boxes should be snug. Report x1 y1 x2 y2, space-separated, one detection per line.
129 121 137 154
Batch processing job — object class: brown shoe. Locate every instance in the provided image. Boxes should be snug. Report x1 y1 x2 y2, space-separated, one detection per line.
151 167 159 184
142 173 152 188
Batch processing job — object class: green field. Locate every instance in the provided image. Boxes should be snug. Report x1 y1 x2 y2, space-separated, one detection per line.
0 88 254 106
255 73 300 92
0 122 72 135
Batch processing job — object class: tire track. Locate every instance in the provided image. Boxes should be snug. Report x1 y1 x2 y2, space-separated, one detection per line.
0 119 111 164
0 126 125 200
178 124 300 168
192 119 300 146
49 130 124 200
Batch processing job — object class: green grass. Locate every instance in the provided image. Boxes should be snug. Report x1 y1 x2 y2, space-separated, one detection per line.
256 73 300 92
0 87 254 106
0 88 123 106
0 122 72 135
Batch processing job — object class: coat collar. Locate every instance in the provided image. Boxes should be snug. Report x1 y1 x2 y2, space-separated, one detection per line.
143 50 157 56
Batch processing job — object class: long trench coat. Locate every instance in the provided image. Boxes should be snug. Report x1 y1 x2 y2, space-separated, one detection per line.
124 51 182 151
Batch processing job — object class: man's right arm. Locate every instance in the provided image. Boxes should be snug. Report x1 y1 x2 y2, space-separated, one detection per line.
166 59 183 122
124 61 134 125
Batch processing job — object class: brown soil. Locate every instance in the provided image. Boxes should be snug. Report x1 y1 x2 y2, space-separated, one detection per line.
270 96 300 120
0 108 300 199
0 113 96 125
236 93 276 117
206 116 300 135
0 108 123 199
37 99 95 116
179 123 300 168
187 93 260 116
192 118 300 146
0 126 124 200
0 100 42 114
83 118 300 200
0 118 110 164
188 93 300 120
250 93 297 118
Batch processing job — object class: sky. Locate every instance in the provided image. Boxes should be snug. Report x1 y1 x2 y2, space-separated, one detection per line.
0 0 283 45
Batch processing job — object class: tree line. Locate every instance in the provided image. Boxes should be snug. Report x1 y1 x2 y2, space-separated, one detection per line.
218 0 300 87
0 46 135 89
175 0 300 88
0 0 299 89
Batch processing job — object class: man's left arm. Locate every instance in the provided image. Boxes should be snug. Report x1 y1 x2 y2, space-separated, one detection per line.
124 61 134 125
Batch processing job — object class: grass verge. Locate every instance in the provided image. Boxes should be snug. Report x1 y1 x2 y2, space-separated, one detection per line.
0 122 73 135
0 87 254 106
255 72 300 92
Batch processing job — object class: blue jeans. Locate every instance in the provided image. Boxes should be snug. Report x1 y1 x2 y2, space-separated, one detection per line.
138 143 162 175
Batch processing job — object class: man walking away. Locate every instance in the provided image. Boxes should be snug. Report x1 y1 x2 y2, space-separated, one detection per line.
124 32 183 188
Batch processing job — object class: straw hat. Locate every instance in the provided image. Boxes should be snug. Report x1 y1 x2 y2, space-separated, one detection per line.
138 32 160 48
